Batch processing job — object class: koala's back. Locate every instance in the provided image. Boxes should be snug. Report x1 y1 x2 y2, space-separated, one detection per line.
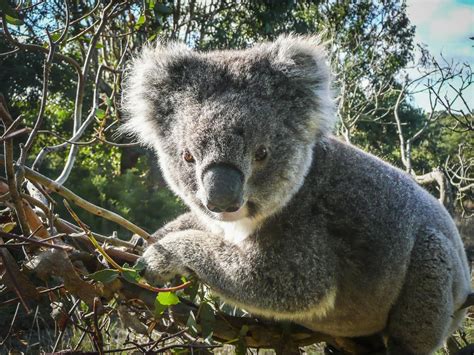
264 136 471 337
309 136 467 260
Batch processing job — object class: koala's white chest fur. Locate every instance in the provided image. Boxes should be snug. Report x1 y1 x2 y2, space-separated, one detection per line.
217 218 260 244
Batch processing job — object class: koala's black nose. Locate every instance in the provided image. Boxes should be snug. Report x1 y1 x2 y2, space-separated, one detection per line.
202 164 244 213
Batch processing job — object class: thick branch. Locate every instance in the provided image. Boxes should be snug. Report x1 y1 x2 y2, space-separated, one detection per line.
415 168 454 213
0 155 151 240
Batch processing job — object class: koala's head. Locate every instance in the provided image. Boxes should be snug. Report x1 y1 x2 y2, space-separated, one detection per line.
121 34 334 223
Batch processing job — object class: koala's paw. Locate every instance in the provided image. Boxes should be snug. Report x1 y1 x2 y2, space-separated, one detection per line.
138 243 184 285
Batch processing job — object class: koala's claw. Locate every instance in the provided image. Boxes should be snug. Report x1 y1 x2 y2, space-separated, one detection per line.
139 243 184 285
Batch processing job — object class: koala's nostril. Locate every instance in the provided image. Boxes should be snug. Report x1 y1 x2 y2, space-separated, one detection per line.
207 203 224 213
225 204 241 213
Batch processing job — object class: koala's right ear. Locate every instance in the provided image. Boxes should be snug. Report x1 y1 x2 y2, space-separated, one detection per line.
263 34 335 137
120 42 194 147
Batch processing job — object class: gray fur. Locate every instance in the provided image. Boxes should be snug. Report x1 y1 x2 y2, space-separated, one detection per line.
121 35 471 354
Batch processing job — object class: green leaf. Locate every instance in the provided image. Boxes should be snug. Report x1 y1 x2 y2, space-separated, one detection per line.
156 291 179 306
185 310 198 336
95 43 104 49
121 268 140 284
148 0 156 10
88 269 119 283
5 14 23 25
133 259 146 272
182 275 198 301
135 14 146 29
199 302 215 339
137 14 146 25
236 325 249 355
50 32 62 42
154 296 167 317
95 108 106 119
1 222 16 233
154 291 179 318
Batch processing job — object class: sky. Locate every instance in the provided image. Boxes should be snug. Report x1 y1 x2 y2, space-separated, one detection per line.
405 0 473 112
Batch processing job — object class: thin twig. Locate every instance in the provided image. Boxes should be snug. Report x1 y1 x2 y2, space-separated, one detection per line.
1 14 81 72
0 100 30 235
18 29 56 166
0 303 20 345
55 0 118 185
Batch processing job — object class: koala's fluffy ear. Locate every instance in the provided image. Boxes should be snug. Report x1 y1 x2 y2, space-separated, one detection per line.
265 34 335 136
120 42 194 147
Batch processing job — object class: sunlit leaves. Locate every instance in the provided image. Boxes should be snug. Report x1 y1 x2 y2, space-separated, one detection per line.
1 222 16 233
95 108 106 120
154 291 180 317
157 291 180 305
135 14 146 30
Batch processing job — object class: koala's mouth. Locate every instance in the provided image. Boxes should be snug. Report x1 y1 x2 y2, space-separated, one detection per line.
207 200 259 222
209 202 248 222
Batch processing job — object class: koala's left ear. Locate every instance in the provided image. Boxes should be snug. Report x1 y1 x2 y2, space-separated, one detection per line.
268 34 330 90
266 34 335 136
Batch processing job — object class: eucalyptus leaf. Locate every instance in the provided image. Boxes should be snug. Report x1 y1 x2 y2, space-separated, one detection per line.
185 310 198 336
95 108 106 119
5 14 23 25
154 296 167 317
133 258 146 272
88 269 119 283
148 0 156 10
121 268 140 284
1 222 16 233
135 14 146 29
156 291 179 306
199 301 215 339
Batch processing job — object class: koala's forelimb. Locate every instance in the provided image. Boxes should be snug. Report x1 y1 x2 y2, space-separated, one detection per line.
142 229 335 319
150 212 200 241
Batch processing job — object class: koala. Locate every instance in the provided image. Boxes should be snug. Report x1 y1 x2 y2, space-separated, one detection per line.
121 35 471 354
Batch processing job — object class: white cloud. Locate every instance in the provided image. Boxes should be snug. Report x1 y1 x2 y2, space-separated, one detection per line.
406 0 450 26
429 7 473 40
405 0 473 111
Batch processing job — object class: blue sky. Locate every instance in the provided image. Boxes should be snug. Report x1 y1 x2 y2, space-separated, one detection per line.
405 0 473 112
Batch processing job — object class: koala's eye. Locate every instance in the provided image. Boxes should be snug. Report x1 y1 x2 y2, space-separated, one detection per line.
183 150 195 163
254 146 268 162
